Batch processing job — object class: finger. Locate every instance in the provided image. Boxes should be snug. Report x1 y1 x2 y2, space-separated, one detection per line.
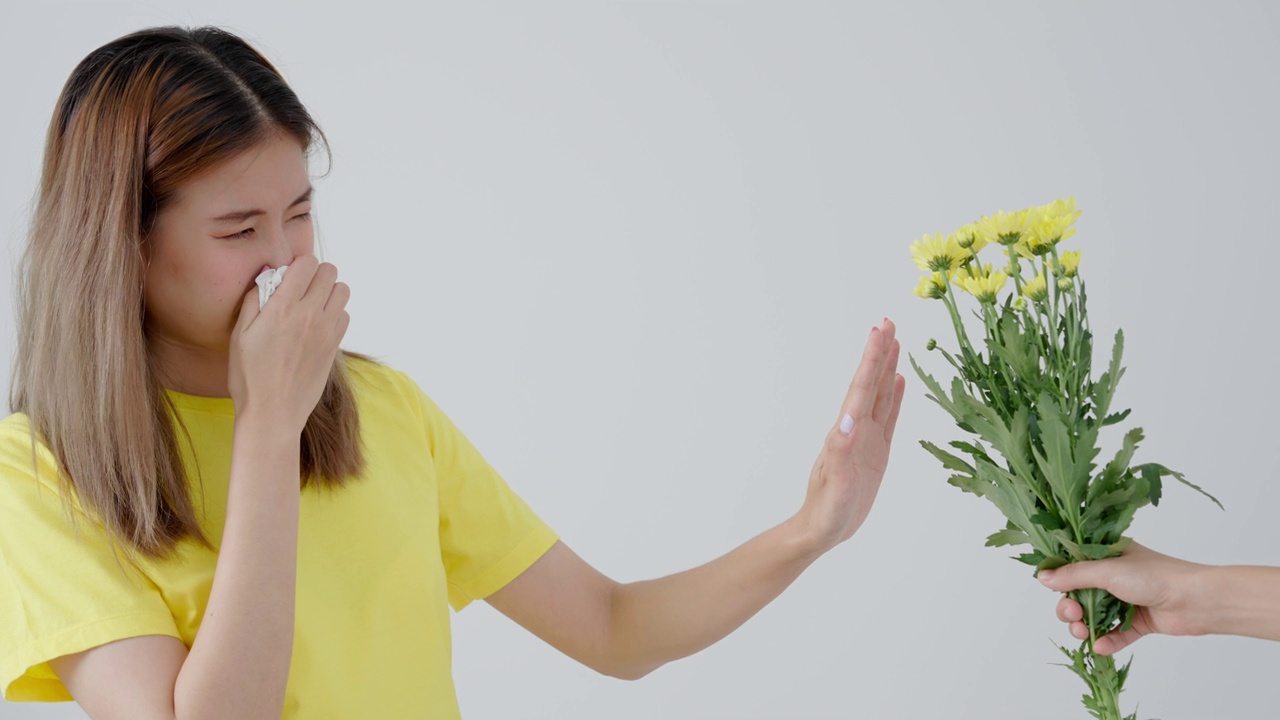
233 282 261 333
1095 628 1141 655
882 375 906 444
844 324 889 420
303 262 339 304
1070 621 1089 640
333 310 351 344
1056 596 1083 623
1038 561 1108 594
326 281 350 314
279 254 320 302
871 338 901 424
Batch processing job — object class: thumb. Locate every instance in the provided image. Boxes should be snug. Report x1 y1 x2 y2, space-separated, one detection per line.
1038 560 1112 594
233 283 262 337
1094 626 1144 656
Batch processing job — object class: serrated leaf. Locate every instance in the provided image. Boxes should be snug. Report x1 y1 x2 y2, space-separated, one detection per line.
1093 329 1127 421
946 473 988 497
1037 555 1069 572
1138 462 1224 510
986 528 1031 547
1100 407 1132 427
920 440 976 474
1015 551 1047 566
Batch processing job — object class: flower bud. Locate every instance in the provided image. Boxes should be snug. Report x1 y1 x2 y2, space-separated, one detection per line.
926 338 938 351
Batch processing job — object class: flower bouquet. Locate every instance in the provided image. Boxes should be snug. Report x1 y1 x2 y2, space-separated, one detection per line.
908 198 1221 720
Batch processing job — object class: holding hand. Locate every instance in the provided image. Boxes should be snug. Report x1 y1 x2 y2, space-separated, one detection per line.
793 318 906 554
228 254 351 431
1038 542 1213 654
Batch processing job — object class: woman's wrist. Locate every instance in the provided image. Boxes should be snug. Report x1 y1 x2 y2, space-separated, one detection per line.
1195 565 1280 641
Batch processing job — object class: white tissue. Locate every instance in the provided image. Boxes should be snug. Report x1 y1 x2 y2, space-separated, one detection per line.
255 265 288 309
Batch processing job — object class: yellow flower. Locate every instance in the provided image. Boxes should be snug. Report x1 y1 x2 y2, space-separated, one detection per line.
1020 198 1081 257
949 223 987 255
976 209 1030 247
910 232 967 273
957 267 1009 304
1021 273 1049 301
1054 249 1082 277
913 272 948 300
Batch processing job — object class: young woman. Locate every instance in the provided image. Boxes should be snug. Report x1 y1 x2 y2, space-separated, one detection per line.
0 26 905 719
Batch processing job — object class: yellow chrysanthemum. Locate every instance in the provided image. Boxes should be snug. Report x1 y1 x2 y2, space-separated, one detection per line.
913 272 948 300
954 261 994 282
949 222 988 255
957 268 1009 304
1021 273 1049 301
1020 198 1081 257
1055 249 1082 277
975 209 1030 247
910 232 967 273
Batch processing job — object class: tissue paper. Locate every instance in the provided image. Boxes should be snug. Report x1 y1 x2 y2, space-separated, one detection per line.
255 265 288 309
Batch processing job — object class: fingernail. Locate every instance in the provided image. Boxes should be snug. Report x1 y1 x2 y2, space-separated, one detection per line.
1039 570 1055 582
839 413 854 435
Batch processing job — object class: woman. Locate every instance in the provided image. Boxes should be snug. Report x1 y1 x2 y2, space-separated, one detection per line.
0 26 905 718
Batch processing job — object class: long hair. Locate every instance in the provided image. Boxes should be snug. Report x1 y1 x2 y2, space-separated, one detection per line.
9 26 368 562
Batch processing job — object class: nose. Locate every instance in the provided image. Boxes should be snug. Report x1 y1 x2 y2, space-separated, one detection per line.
262 224 294 269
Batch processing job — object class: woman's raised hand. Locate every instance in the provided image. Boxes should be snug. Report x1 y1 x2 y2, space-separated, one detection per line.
228 254 350 430
793 318 905 554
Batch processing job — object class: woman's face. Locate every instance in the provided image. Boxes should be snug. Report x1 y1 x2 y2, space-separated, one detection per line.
143 130 315 353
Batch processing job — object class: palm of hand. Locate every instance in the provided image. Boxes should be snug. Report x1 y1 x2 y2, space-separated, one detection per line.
797 319 905 552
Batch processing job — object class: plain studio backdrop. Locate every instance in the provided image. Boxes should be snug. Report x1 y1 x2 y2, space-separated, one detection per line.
2 2 1278 719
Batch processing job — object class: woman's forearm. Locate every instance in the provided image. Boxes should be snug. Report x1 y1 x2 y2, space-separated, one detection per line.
173 412 302 720
1199 565 1280 642
605 517 824 679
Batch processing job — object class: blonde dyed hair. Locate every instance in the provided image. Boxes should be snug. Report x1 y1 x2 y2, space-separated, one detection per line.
9 26 369 562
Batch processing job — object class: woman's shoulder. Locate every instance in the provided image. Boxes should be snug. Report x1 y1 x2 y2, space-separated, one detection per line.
0 412 41 467
344 351 420 396
0 412 63 491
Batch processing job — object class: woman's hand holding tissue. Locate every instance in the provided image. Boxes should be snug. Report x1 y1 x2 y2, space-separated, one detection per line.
228 254 351 431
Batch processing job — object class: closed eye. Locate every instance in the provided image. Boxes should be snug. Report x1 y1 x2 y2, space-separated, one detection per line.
219 213 311 240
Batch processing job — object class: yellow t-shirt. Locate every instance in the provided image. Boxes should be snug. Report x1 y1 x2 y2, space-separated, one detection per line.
0 357 559 718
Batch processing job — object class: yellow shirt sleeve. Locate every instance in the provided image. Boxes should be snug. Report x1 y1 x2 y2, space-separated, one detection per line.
0 423 181 702
402 377 560 611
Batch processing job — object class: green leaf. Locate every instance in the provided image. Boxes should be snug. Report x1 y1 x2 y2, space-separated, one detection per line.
1100 407 1132 427
1140 462 1163 506
910 354 963 422
920 440 976 474
1029 510 1067 532
1136 462 1224 510
1015 551 1047 566
986 528 1031 547
1037 555 1069 572
949 440 993 466
1030 393 1090 524
1120 603 1137 632
946 473 988 497
1092 329 1126 421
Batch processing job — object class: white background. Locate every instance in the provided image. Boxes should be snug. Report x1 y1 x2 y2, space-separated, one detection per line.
2 2 1278 718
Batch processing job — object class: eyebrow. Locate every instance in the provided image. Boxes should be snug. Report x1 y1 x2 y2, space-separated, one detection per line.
209 187 313 223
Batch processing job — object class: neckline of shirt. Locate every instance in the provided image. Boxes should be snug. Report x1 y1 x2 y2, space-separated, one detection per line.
164 388 236 415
